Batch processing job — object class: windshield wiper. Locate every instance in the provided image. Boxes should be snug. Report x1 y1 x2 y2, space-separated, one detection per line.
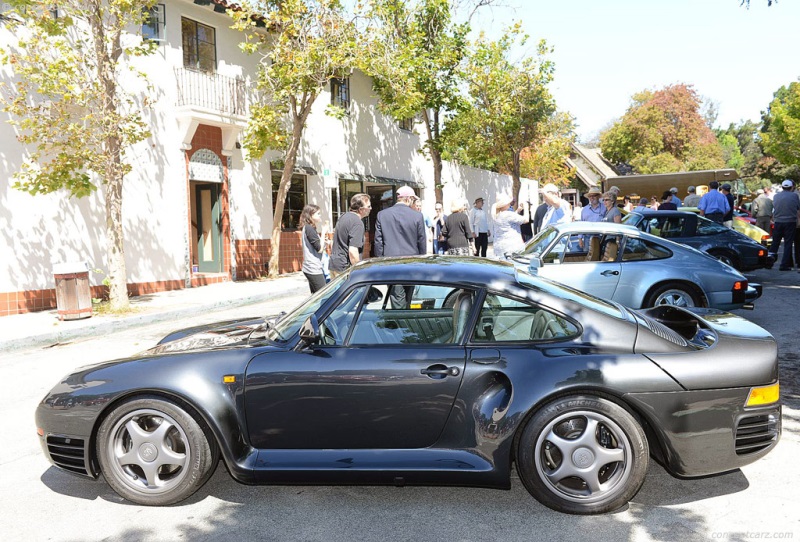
246 311 287 344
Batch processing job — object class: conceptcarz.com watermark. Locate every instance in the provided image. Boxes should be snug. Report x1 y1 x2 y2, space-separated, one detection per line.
711 533 794 540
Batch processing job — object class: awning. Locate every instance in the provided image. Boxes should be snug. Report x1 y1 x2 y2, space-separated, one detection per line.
271 166 318 175
337 172 424 188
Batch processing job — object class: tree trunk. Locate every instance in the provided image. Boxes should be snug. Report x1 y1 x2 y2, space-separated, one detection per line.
97 22 129 310
105 171 129 310
511 151 521 204
423 109 444 203
267 98 313 278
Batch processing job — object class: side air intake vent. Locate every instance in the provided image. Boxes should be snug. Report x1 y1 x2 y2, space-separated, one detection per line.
735 414 779 455
46 435 90 476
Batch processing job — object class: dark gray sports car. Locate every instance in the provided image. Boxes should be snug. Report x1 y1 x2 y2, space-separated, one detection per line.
35 257 781 515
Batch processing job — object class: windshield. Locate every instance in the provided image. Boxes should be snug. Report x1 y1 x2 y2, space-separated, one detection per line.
519 226 559 256
266 272 348 342
516 270 625 319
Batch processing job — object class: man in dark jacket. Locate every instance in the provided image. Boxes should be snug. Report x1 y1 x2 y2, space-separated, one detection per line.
374 185 427 307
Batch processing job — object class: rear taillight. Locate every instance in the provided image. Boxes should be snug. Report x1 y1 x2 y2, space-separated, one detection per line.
732 280 747 303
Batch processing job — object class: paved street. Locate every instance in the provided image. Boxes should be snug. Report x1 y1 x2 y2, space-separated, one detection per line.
1 269 798 542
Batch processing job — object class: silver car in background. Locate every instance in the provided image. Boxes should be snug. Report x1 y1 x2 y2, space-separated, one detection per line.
510 222 761 310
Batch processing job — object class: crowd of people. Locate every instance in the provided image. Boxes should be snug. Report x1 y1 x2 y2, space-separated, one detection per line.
298 179 800 292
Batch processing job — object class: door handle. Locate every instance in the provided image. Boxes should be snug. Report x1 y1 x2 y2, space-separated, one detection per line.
601 270 620 276
421 365 460 378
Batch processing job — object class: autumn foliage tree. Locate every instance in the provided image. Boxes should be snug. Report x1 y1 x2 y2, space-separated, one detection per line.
232 0 357 277
600 84 725 174
1 0 157 310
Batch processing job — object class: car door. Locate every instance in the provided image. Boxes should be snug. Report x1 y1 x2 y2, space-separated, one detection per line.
536 233 623 300
244 283 469 450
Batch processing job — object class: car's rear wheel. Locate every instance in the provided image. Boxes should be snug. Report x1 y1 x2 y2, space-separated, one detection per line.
516 395 648 515
645 283 700 308
708 250 740 270
96 396 218 505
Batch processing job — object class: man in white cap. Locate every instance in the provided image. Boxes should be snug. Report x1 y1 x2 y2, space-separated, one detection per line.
540 183 572 228
669 187 681 206
752 188 773 233
770 180 800 271
683 186 701 207
374 185 427 307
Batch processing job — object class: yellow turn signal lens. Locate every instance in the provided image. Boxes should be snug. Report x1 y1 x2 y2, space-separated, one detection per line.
746 382 780 406
223 375 236 384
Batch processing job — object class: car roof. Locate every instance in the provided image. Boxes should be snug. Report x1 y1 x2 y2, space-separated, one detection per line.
549 222 643 235
629 210 699 217
349 255 519 287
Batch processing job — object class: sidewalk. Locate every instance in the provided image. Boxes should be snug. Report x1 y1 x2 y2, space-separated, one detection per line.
0 273 309 353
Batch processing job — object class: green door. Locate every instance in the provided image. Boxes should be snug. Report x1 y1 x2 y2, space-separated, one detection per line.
195 183 222 273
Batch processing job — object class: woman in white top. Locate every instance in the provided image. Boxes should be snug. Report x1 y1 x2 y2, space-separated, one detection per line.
491 193 530 260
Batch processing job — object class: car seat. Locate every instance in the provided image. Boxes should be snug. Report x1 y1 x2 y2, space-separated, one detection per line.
602 239 619 262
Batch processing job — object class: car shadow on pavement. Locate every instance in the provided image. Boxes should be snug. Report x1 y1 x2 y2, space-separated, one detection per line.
40 457 749 542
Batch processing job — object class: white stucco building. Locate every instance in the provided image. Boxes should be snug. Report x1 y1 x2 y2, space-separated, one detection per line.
0 0 523 317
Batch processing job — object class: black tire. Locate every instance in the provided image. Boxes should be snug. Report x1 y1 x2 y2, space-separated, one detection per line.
96 396 218 505
708 250 740 270
644 282 700 308
516 395 648 515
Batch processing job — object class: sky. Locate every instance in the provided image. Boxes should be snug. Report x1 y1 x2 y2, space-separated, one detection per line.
470 0 800 142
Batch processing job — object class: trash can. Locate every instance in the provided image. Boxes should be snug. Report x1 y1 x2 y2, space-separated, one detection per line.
53 262 92 321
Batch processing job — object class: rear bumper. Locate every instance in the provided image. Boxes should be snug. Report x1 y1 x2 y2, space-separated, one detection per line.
625 388 781 477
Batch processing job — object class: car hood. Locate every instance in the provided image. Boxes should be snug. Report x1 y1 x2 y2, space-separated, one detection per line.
147 316 272 355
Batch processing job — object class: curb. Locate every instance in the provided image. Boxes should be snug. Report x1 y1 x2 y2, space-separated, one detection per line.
1 284 307 353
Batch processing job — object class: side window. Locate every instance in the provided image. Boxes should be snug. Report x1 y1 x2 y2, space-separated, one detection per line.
143 4 166 42
473 294 578 343
319 286 367 346
182 17 216 73
348 284 473 345
696 217 728 236
621 237 672 261
330 77 350 112
660 217 685 238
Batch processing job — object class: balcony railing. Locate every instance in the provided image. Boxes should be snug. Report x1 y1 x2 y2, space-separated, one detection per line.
175 68 248 117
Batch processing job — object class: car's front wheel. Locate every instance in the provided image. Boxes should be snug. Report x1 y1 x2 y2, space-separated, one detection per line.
516 395 648 514
96 396 218 505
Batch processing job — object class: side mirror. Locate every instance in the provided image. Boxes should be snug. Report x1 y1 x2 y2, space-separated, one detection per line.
528 256 543 273
297 314 321 347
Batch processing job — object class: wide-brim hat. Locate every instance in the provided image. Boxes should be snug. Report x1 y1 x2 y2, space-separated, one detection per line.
585 188 602 196
495 192 513 208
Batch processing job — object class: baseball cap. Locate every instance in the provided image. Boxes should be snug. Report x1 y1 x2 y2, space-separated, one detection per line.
687 185 696 192
782 179 794 188
397 186 416 198
540 183 559 195
756 188 764 195
721 183 732 190
670 187 678 193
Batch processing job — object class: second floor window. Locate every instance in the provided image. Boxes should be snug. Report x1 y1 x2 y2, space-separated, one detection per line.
182 17 216 73
143 4 166 42
398 117 414 131
331 77 350 112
